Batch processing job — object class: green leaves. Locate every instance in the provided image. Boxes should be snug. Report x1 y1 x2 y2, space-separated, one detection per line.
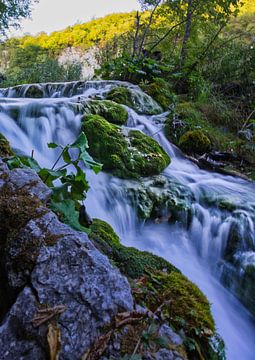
5 155 41 172
43 132 101 231
5 132 101 234
50 199 90 234
71 132 102 174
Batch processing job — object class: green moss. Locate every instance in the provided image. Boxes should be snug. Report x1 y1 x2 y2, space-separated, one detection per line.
140 78 175 111
82 114 170 179
89 218 221 359
165 101 236 152
106 86 134 109
89 218 178 279
179 129 211 155
87 99 128 125
105 86 162 115
0 133 14 157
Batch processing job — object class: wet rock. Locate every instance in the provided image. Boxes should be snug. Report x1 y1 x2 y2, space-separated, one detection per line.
0 163 134 359
0 133 14 157
159 324 183 346
154 349 175 360
106 85 163 115
238 129 253 141
124 175 194 225
82 115 170 179
86 99 128 125
25 84 44 98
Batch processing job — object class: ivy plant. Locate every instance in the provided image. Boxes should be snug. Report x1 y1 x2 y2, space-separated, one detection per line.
5 132 102 233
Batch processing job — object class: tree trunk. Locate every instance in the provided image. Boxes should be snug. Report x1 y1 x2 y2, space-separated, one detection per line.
179 0 193 68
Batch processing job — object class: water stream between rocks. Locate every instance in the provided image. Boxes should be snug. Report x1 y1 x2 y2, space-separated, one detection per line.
0 81 254 359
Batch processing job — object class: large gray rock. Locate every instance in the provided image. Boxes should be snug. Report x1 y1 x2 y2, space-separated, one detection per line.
0 164 133 359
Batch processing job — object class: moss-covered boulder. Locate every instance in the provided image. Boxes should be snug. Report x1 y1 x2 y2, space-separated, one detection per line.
106 86 163 115
87 99 128 125
140 77 176 111
0 133 13 157
89 219 177 279
179 129 211 155
89 218 222 359
124 175 194 225
82 114 170 179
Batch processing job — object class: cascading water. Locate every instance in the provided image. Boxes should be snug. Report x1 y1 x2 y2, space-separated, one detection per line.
0 81 254 359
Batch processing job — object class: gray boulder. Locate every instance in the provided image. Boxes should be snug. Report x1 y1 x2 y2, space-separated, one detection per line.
0 164 133 360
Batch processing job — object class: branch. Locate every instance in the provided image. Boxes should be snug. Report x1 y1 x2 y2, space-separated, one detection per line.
138 0 161 57
148 18 188 53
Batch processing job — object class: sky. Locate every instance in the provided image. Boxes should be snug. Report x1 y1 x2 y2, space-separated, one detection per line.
11 0 141 37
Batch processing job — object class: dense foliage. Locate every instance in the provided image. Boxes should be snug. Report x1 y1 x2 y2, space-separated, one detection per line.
0 0 37 35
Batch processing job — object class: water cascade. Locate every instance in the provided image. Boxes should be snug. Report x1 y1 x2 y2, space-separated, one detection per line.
0 81 254 359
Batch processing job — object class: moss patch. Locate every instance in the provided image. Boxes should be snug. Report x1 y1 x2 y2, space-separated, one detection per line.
106 86 134 108
0 133 14 157
89 218 220 359
82 114 170 179
87 99 128 125
179 129 211 155
89 219 178 279
141 77 175 111
106 86 162 115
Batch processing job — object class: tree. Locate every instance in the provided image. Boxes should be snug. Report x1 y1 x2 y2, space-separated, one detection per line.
138 0 243 67
0 0 38 35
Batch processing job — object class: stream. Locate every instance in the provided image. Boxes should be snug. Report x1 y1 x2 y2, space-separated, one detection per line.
0 81 255 359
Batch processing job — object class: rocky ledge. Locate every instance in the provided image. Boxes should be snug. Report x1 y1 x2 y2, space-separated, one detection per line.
0 158 223 360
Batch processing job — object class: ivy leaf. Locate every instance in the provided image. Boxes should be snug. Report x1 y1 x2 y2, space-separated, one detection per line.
71 132 89 150
48 142 59 149
71 132 102 174
50 199 90 234
39 168 67 187
5 155 41 172
62 148 71 164
79 151 102 174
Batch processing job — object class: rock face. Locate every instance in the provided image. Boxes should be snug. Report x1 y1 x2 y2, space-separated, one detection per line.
0 159 133 359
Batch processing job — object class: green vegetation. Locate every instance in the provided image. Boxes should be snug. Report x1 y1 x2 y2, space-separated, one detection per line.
179 129 211 155
89 218 177 278
0 133 13 157
0 0 37 35
89 218 224 359
5 132 102 233
87 100 128 125
82 114 170 179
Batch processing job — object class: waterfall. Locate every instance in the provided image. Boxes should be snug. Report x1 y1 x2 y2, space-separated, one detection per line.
0 81 255 359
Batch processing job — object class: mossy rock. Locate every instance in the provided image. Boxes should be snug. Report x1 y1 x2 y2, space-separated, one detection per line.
82 114 170 179
89 218 178 279
0 133 14 157
134 271 218 359
24 85 44 98
87 99 128 125
89 218 222 359
140 78 175 111
106 86 163 115
125 175 194 225
179 129 211 155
